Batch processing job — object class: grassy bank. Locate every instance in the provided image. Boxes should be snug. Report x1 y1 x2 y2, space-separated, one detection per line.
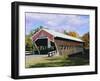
25 51 89 68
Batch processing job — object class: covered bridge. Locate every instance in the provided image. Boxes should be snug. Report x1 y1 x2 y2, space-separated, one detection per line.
32 28 84 56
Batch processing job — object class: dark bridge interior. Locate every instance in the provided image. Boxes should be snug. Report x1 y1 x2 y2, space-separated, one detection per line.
34 38 56 54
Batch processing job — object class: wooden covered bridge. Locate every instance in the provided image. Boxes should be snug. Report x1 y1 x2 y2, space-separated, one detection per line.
32 28 84 56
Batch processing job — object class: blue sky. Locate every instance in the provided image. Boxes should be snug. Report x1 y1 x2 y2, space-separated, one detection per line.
25 12 89 36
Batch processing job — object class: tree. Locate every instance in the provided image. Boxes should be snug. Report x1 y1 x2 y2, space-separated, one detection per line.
33 26 44 35
67 31 79 38
63 30 68 35
25 26 44 51
25 35 33 51
81 32 89 48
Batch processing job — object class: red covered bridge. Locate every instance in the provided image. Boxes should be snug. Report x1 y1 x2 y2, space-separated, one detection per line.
32 28 84 56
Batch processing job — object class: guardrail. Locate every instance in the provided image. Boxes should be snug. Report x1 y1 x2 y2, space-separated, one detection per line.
48 51 56 57
25 51 32 55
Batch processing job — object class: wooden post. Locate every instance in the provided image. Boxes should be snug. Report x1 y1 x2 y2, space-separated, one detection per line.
33 41 40 55
54 42 59 56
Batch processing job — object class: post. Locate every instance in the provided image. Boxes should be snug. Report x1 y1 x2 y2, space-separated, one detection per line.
33 41 40 55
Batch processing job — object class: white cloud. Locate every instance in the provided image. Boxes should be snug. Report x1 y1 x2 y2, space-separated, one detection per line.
65 15 89 27
26 13 89 26
26 12 89 35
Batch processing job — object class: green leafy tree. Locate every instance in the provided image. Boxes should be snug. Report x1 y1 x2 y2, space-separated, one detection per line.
63 30 68 35
25 35 33 51
33 26 44 34
25 26 44 51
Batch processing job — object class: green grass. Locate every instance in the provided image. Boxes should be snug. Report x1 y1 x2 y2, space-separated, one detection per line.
26 52 89 68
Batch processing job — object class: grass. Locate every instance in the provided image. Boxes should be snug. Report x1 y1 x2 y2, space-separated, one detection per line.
25 51 89 68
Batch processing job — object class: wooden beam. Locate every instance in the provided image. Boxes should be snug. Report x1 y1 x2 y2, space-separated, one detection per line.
33 41 40 54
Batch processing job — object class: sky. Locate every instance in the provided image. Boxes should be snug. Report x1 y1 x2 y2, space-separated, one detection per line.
25 12 89 36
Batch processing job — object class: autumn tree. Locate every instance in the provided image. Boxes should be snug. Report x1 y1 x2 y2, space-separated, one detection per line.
67 31 79 38
81 32 89 48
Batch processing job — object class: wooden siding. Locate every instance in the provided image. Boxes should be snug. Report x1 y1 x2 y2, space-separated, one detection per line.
54 39 83 55
32 30 54 41
32 29 84 55
55 39 83 46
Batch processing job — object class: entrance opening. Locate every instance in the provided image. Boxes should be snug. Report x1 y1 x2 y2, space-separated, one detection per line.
34 38 56 55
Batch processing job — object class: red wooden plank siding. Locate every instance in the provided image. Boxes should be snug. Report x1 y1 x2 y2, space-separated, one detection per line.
55 39 82 46
32 30 54 41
